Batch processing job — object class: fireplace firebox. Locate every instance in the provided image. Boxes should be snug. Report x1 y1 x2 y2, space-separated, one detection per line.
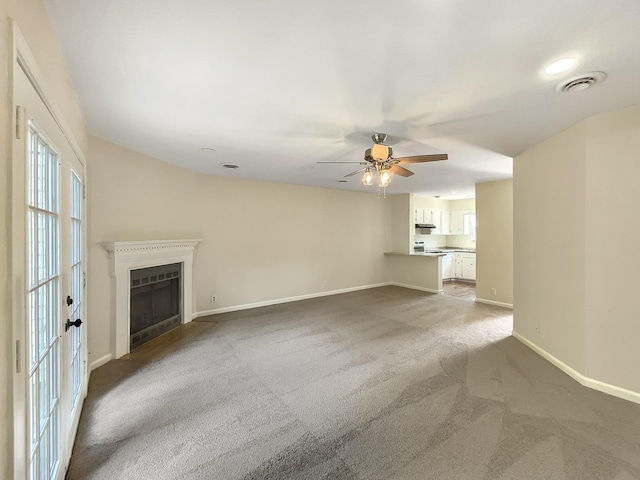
129 263 182 350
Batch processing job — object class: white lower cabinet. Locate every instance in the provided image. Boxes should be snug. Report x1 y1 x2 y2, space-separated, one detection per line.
442 254 453 280
453 252 476 280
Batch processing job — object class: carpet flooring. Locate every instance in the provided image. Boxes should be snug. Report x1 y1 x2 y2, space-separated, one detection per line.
67 286 640 479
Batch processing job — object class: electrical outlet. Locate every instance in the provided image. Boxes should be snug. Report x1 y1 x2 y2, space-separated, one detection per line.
490 288 497 296
211 295 217 303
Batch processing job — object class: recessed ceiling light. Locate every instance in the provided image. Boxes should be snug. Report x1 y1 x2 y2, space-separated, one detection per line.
544 58 576 75
451 191 458 195
221 163 239 169
200 147 216 152
434 195 441 198
338 180 348 183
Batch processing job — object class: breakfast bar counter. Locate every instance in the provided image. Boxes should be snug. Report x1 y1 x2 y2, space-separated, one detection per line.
384 251 443 293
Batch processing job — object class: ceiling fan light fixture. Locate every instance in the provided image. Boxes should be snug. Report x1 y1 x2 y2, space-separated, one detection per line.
379 169 391 187
362 168 374 186
371 143 391 161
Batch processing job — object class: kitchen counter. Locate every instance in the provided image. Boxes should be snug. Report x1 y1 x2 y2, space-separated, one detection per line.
384 251 443 293
430 248 476 253
384 251 446 257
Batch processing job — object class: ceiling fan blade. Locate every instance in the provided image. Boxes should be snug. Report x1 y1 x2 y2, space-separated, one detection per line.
345 167 367 177
395 153 448 164
389 165 414 177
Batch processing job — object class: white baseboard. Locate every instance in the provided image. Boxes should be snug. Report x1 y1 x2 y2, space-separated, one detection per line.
512 331 640 405
475 297 513 309
89 353 113 372
193 282 394 318
389 282 441 294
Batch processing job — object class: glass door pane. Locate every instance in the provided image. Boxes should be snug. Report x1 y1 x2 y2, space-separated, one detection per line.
69 172 83 411
27 124 61 480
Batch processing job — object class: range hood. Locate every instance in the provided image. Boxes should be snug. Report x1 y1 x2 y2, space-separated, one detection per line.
415 223 436 229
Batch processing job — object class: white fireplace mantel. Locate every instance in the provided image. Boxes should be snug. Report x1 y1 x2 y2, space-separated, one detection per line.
102 239 201 358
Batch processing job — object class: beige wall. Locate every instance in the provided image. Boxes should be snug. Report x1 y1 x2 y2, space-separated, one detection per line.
515 106 640 395
389 193 412 251
449 198 475 211
386 254 442 292
89 137 391 364
583 106 640 392
475 179 512 306
0 1 90 476
514 120 587 373
194 174 390 312
88 137 201 362
515 105 640 395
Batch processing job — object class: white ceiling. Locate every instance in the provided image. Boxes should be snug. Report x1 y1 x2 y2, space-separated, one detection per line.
43 0 640 197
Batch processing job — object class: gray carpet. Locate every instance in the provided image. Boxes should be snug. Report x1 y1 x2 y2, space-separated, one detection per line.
67 286 640 479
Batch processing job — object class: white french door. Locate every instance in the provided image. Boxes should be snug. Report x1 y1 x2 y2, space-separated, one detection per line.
14 58 87 480
25 122 62 480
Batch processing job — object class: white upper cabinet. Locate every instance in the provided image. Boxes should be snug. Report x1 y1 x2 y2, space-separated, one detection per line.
449 210 465 235
429 209 442 234
441 209 450 235
414 207 452 235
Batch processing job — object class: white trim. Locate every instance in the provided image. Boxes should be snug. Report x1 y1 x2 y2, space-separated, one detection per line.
512 331 640 405
13 23 87 168
103 239 201 358
194 282 393 318
89 354 113 372
11 21 91 480
475 297 513 309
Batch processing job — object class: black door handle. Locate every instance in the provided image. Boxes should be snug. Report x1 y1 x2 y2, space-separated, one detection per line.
65 318 83 331
66 296 73 306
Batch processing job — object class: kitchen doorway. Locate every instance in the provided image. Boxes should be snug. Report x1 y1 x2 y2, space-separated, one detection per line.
442 280 476 300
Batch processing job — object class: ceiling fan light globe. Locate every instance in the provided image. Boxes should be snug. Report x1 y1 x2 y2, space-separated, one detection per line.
362 169 374 186
379 170 391 187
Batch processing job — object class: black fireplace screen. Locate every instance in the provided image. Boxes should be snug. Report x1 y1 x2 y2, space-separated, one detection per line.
130 262 182 350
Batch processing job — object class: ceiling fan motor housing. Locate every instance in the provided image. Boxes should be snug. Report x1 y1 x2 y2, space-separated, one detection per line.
365 144 393 161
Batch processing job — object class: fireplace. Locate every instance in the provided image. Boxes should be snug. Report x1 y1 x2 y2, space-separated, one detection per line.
103 239 200 358
130 263 182 349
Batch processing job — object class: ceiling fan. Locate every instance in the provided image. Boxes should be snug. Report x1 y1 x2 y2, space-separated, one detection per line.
318 133 448 188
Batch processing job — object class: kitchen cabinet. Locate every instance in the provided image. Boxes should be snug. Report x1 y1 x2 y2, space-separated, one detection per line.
442 253 453 280
429 209 442 234
449 211 464 235
414 207 454 235
453 252 476 280
441 210 450 235
415 208 446 234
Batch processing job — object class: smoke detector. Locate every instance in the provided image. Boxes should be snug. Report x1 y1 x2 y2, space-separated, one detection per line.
556 72 606 93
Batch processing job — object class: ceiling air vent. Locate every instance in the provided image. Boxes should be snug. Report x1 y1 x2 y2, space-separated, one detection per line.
556 72 606 93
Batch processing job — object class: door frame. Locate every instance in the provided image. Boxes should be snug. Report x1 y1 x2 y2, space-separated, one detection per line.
11 21 89 480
